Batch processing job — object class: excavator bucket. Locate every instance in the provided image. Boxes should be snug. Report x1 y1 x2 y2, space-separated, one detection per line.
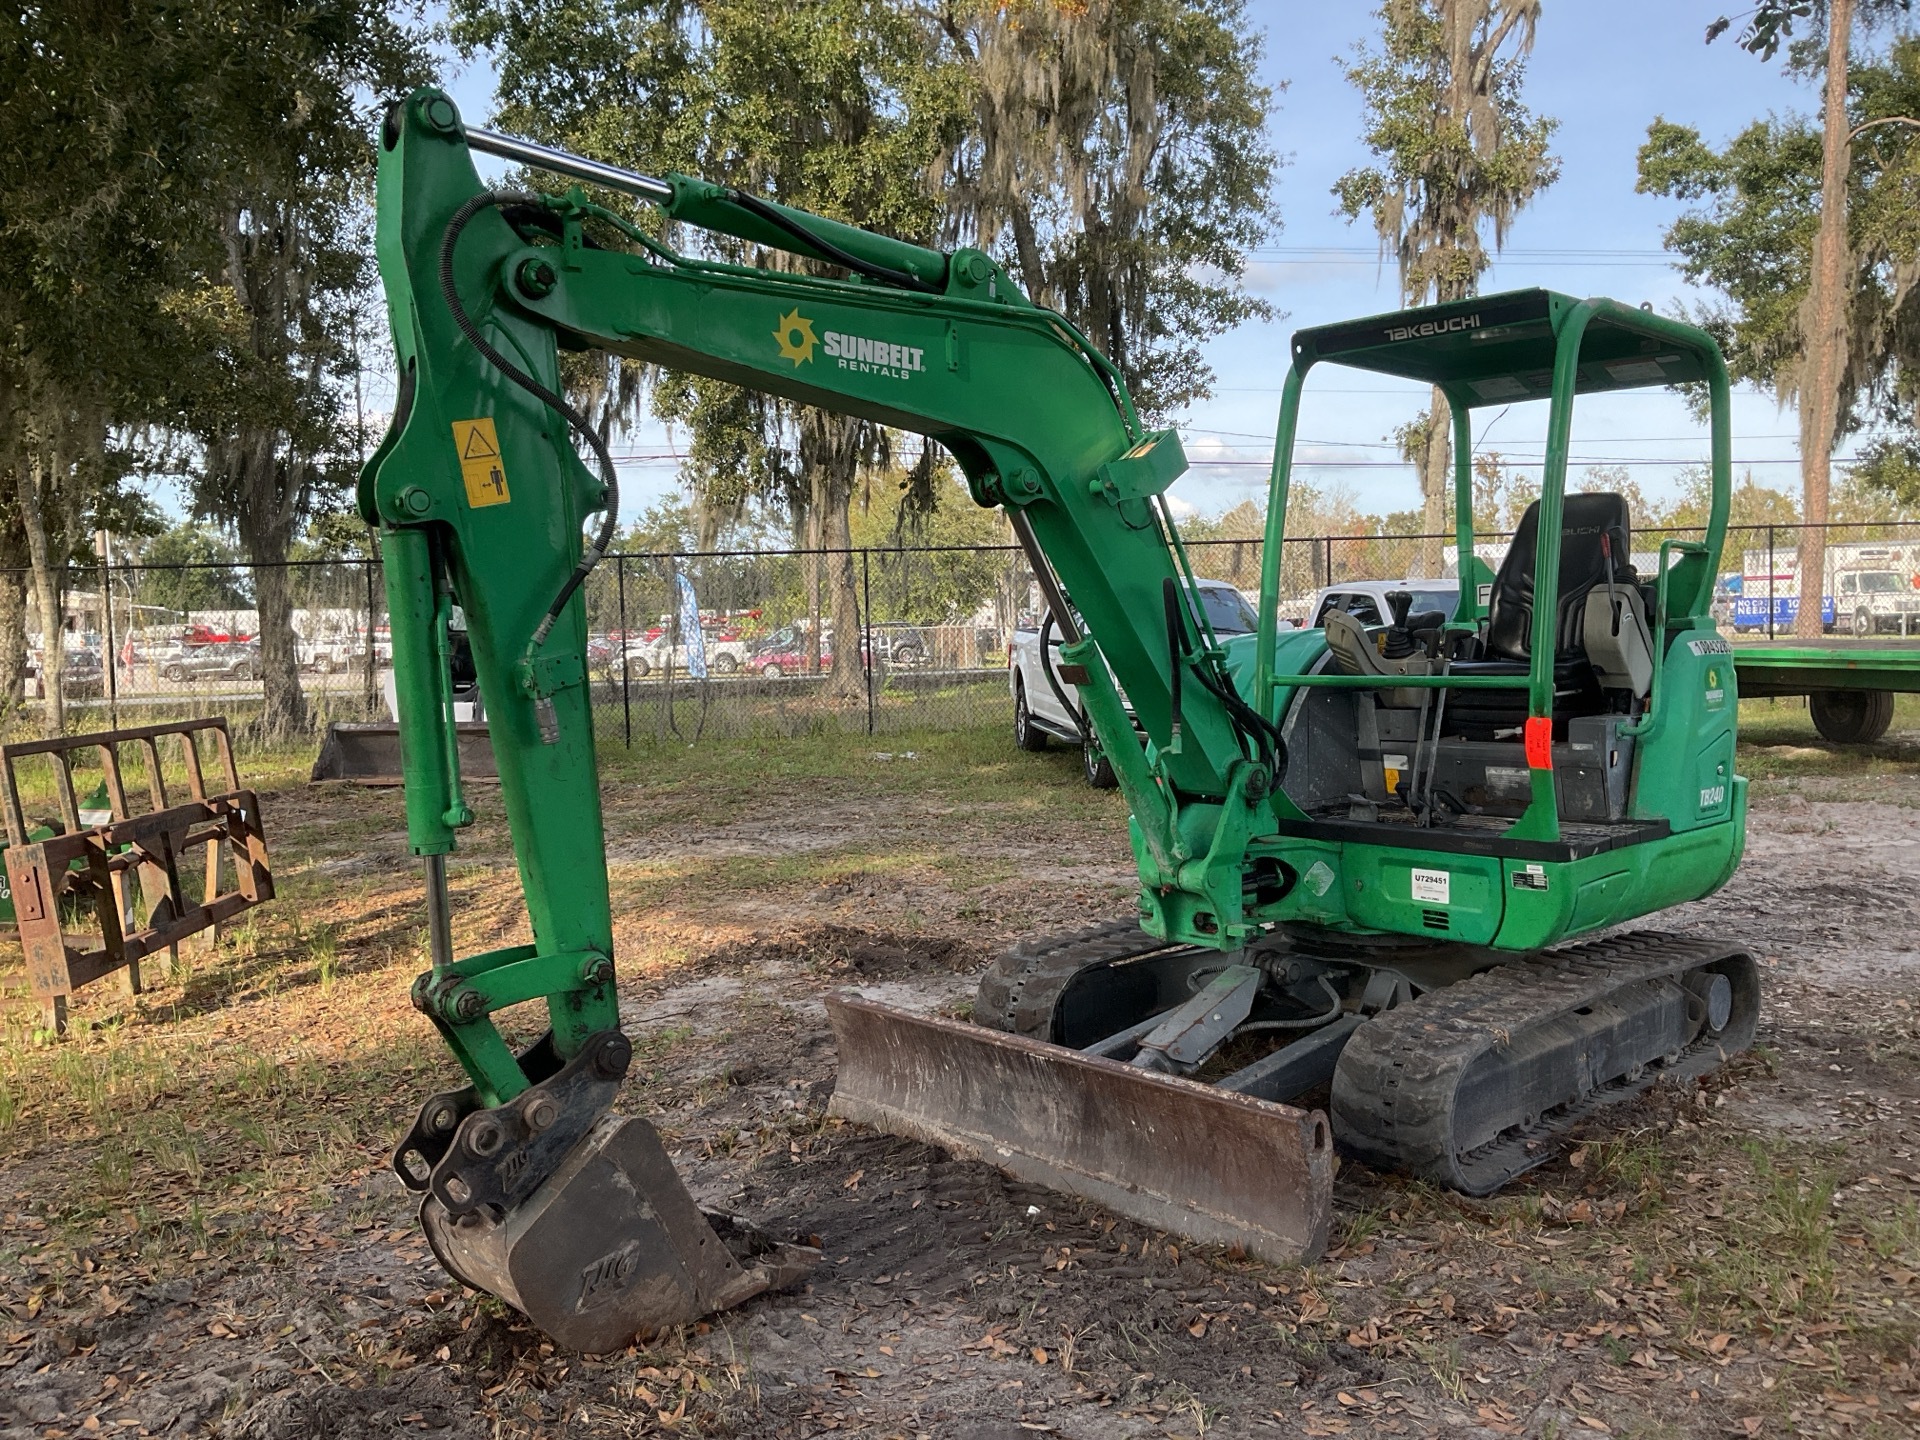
826 994 1335 1265
311 722 497 787
419 1113 818 1353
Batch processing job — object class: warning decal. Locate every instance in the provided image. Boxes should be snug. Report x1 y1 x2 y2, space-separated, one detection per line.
451 417 511 508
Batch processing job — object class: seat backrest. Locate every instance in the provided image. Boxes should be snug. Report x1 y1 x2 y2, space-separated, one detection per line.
1485 491 1631 663
1582 585 1654 695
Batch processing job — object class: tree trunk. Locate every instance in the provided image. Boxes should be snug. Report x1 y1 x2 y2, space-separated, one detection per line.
1415 387 1452 578
1795 0 1855 638
236 476 308 737
19 446 64 735
0 519 28 728
822 485 864 701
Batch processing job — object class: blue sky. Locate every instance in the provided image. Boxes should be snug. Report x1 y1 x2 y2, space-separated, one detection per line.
435 1 1831 527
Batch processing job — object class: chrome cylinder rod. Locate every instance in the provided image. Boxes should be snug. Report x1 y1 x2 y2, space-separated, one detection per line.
424 852 455 972
465 127 675 206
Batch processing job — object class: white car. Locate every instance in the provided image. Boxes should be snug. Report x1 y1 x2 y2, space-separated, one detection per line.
1008 578 1259 788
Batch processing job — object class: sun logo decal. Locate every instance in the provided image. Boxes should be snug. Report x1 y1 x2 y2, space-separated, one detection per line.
773 309 818 366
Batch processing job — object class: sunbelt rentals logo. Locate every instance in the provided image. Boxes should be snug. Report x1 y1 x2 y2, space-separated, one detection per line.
772 308 925 380
773 309 819 366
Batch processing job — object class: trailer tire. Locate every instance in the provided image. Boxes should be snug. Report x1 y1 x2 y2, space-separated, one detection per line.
1809 688 1894 744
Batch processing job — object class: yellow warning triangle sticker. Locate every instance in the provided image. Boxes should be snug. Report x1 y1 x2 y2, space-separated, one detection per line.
461 425 498 460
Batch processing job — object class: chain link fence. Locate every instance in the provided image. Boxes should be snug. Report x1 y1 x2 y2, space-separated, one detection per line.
14 518 1920 744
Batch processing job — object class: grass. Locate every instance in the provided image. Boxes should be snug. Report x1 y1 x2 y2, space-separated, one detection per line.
1736 692 1920 787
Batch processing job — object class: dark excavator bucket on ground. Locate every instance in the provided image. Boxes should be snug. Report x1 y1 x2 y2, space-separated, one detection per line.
311 723 497 787
420 1114 818 1353
825 994 1335 1265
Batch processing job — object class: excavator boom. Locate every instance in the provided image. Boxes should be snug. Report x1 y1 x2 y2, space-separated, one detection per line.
364 90 1327 1347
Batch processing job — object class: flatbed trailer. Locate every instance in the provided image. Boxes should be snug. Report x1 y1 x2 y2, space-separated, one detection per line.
1732 638 1920 743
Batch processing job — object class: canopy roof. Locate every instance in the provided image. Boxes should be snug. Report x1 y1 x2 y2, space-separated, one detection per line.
1288 289 1717 405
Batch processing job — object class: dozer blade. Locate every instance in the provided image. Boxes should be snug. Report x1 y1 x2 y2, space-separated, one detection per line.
826 993 1335 1265
420 1114 817 1353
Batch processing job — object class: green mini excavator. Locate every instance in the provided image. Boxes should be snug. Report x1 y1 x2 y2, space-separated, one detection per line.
365 90 1756 1351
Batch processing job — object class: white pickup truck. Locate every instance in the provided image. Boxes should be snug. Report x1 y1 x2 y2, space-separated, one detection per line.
1008 578 1260 788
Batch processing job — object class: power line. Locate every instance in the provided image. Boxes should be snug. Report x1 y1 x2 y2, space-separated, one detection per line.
606 452 1854 471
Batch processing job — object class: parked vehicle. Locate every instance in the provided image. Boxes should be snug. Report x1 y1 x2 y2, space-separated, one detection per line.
869 622 932 666
298 636 358 674
1305 579 1460 628
1009 578 1258 788
23 647 104 700
158 640 260 682
1835 569 1920 636
625 628 748 677
1731 540 1920 632
748 622 889 678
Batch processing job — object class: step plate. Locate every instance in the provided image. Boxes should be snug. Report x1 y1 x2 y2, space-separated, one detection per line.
826 993 1334 1264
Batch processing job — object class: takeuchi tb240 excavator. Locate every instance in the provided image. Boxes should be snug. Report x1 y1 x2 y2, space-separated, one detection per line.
365 89 1758 1351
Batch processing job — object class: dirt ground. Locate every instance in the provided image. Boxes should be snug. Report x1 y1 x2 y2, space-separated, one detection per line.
1 713 1917 1439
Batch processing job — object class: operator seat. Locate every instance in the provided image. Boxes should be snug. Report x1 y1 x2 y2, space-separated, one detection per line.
1447 492 1646 740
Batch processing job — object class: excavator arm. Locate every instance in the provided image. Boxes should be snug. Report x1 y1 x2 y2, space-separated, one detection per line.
363 90 1307 1349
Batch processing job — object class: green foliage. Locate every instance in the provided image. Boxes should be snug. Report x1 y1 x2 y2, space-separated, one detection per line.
1637 116 1823 399
938 0 1281 419
0 0 430 731
1639 35 1920 452
850 463 1013 623
1334 1 1558 562
1707 1 1913 63
1334 1 1560 307
131 524 253 617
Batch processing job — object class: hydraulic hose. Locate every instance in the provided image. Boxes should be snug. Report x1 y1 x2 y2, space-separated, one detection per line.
438 191 619 655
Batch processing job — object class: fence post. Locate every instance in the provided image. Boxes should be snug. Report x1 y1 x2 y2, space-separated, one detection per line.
1323 536 1333 589
1766 525 1775 640
100 557 119 730
617 553 631 747
364 554 378 716
862 548 875 736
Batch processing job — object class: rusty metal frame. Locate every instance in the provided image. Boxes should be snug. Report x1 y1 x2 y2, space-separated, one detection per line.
2 717 272 1032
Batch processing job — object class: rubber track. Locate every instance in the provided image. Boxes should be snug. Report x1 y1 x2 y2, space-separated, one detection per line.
975 918 1191 1040
1332 930 1758 1196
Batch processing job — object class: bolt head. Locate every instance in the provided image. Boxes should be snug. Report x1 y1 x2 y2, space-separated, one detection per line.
451 987 485 1022
430 1105 458 1134
594 1032 633 1080
581 956 615 986
399 486 432 516
523 1095 560 1133
517 257 558 298
465 1117 505 1157
424 95 459 134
